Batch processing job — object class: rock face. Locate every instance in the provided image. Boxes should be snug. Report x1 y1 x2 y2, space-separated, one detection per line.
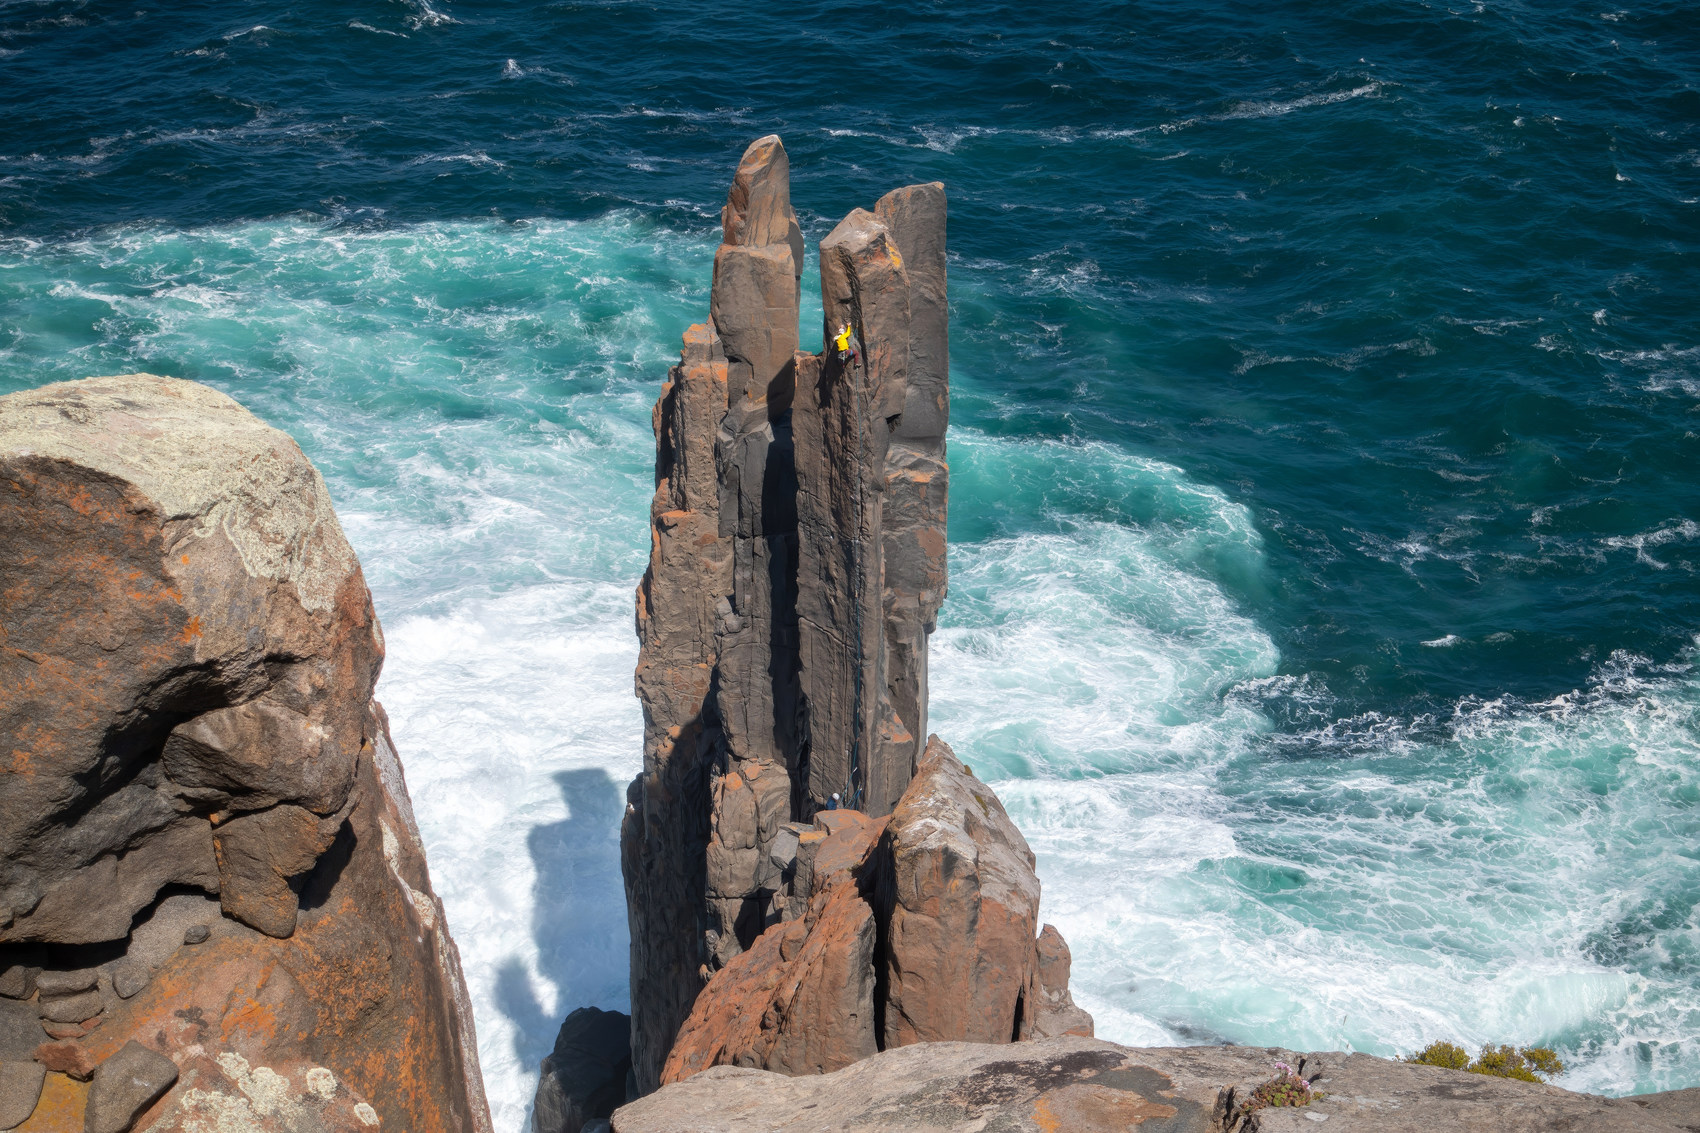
660 812 886 1085
623 135 955 1093
532 1007 632 1133
0 375 490 1132
614 1035 1696 1133
657 737 1090 1087
882 737 1042 1048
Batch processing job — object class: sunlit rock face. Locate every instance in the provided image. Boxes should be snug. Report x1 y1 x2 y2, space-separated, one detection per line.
0 373 491 1133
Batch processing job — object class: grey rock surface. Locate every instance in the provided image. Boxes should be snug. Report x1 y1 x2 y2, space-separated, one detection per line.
0 1002 38 1062
1628 1086 1700 1131
532 1006 632 1133
85 1040 178 1133
612 1036 1689 1133
0 1060 45 1131
39 988 103 1024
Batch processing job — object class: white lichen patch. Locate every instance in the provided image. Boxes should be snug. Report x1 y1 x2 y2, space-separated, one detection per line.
354 1102 380 1126
380 817 438 932
305 1067 338 1101
0 374 358 612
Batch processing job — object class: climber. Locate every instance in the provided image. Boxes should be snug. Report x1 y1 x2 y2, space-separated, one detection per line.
833 322 861 368
827 792 840 811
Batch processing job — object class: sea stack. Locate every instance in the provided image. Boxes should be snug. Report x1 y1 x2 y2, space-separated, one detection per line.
621 136 1082 1099
0 375 491 1133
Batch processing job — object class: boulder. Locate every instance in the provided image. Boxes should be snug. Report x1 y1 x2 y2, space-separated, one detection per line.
0 1060 45 1131
33 1038 98 1081
613 1036 1691 1133
659 758 1089 1086
0 376 491 1132
882 736 1049 1048
84 1040 177 1133
661 812 887 1085
108 961 147 1002
38 989 103 1025
1029 923 1095 1039
0 968 36 1002
532 1006 632 1133
0 376 373 943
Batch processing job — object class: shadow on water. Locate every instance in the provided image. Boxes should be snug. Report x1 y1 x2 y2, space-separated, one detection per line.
495 766 628 1122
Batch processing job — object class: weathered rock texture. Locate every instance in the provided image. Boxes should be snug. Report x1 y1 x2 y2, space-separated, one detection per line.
623 135 960 1094
532 1006 632 1133
657 737 1090 1089
660 812 886 1085
614 1035 1697 1133
0 375 490 1132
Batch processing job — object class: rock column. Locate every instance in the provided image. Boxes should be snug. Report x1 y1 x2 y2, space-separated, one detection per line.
623 136 950 1094
795 184 949 818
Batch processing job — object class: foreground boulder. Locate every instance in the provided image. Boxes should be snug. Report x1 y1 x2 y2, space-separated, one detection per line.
660 738 1090 1085
616 1035 1692 1133
0 375 490 1132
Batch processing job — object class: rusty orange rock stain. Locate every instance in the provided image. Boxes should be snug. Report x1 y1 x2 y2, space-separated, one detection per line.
177 615 203 644
1032 1084 1179 1131
14 1070 87 1132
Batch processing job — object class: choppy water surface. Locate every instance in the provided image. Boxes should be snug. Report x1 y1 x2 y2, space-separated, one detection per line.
3 2 1698 1126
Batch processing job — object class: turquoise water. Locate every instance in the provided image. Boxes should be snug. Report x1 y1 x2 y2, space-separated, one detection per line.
3 2 1698 1127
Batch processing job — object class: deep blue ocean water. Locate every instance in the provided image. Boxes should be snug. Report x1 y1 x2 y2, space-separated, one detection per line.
3 1 1698 1124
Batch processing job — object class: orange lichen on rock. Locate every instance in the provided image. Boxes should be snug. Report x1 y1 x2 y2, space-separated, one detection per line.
0 376 492 1133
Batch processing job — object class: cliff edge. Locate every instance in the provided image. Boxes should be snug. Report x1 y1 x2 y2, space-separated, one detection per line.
0 375 491 1133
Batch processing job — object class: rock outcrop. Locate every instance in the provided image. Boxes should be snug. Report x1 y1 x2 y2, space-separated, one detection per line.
613 1035 1697 1133
531 1006 632 1133
660 812 886 1084
658 737 1090 1086
0 375 490 1132
623 134 960 1094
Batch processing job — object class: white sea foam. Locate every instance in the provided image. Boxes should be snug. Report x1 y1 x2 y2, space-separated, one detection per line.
4 217 1698 1125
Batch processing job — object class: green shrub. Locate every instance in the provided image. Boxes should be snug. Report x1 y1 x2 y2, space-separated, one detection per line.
1406 1041 1564 1083
1239 1062 1323 1116
1407 1041 1470 1070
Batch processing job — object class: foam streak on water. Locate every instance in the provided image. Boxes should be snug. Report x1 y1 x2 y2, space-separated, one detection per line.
2 2 1698 1116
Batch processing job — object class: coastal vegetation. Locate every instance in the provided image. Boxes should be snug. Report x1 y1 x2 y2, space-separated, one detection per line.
1407 1041 1565 1083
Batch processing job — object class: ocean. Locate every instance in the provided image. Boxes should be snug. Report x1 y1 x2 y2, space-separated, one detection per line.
3 1 1698 1127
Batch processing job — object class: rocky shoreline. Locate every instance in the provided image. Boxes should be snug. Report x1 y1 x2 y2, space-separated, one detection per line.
2 137 1696 1133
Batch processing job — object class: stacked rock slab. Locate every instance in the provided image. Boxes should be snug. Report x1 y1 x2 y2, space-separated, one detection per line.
624 135 950 1094
659 737 1091 1087
0 375 491 1133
